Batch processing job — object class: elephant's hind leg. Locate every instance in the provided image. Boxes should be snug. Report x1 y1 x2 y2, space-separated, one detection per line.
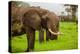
39 29 44 43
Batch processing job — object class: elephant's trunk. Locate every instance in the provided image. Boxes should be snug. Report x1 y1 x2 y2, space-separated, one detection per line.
48 28 63 35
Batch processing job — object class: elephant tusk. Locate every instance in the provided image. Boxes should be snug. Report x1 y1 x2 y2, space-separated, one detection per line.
48 29 63 35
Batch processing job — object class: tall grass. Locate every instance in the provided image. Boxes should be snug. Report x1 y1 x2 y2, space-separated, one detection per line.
11 22 78 53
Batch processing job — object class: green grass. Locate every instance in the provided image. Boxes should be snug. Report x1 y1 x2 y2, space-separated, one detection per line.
11 22 78 53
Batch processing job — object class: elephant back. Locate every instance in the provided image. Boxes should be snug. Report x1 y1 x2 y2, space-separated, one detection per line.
23 9 41 30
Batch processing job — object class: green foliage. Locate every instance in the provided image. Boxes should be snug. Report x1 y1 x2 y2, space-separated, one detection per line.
11 22 78 53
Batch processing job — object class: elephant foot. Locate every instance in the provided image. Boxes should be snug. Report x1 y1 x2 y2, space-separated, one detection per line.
25 49 29 52
25 48 33 52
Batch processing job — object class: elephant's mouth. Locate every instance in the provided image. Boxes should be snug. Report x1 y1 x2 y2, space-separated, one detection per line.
48 28 63 35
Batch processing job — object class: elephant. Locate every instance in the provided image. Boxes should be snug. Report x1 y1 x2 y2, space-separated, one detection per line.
29 7 59 42
24 7 59 42
22 8 61 51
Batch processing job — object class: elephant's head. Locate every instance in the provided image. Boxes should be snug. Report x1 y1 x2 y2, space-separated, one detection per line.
42 12 63 35
11 1 28 36
11 18 23 35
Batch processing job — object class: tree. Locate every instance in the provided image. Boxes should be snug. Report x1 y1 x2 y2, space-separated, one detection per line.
64 4 78 22
61 11 65 21
61 11 64 16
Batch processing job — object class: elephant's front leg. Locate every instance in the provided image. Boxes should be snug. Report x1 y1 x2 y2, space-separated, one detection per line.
39 28 44 43
46 29 51 41
26 27 35 52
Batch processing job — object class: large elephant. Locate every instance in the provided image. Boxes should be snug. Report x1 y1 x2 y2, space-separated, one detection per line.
28 7 60 42
22 8 60 51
